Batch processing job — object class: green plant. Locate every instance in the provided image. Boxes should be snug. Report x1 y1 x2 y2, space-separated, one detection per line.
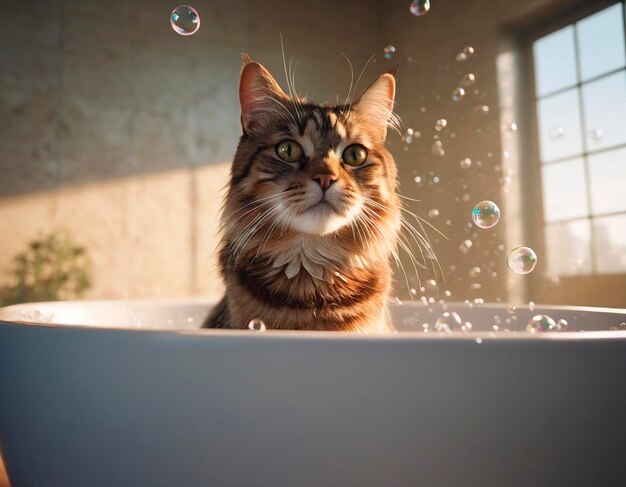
0 231 91 306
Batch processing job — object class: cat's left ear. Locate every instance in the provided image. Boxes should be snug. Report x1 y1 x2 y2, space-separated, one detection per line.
352 70 397 141
239 53 288 134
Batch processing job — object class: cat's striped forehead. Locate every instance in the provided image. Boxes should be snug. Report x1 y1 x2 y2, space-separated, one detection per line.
293 105 356 158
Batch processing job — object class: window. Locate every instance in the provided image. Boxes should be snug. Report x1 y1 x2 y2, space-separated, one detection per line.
533 2 626 276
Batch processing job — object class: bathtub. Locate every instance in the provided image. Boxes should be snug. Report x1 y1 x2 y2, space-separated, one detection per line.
1 300 626 487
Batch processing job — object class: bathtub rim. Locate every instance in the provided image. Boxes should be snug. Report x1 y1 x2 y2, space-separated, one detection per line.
0 299 625 341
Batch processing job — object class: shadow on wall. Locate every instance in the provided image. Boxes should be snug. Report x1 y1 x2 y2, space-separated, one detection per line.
0 0 379 199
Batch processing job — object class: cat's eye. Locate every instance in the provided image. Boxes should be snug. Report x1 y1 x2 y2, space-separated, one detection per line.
342 144 368 166
276 140 303 162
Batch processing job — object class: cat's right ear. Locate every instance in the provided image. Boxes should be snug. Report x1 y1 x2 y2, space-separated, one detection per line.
239 54 287 134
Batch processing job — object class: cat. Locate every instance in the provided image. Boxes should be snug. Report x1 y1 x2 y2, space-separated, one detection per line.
202 54 402 332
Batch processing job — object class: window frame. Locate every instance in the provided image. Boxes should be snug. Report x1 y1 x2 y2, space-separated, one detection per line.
518 0 626 305
524 0 626 278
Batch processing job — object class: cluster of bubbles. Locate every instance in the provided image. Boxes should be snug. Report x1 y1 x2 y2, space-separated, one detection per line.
526 315 569 333
455 46 475 62
171 5 200 35
410 0 431 16
431 140 445 157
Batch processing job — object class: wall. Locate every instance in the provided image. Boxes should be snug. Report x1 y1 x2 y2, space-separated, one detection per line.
0 0 380 303
378 0 625 307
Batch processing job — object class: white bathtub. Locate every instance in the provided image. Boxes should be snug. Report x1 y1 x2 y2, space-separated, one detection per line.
1 300 626 487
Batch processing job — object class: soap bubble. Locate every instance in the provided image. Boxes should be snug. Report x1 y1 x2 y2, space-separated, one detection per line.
549 127 565 140
426 278 437 287
506 246 537 274
435 311 463 333
588 129 603 143
469 266 481 278
526 314 556 333
461 73 476 86
383 45 396 59
507 122 518 132
459 239 473 253
556 319 569 331
410 0 430 16
248 319 266 331
455 45 475 61
460 157 472 169
474 104 490 115
452 87 465 101
428 208 439 218
171 5 200 36
472 200 500 229
435 119 447 131
431 140 445 157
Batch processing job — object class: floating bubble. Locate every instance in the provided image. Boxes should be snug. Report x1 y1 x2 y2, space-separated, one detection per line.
469 266 481 278
472 200 500 229
414 176 422 183
409 0 430 16
428 208 439 218
248 319 267 331
463 46 475 56
435 311 463 333
549 127 565 140
459 239 473 253
474 104 490 115
462 193 471 202
507 122 518 132
461 73 476 86
171 5 200 36
455 45 475 62
435 119 447 131
588 129 603 143
526 314 556 333
452 87 465 101
459 157 472 169
426 278 437 287
556 319 569 331
383 45 396 59
431 140 445 157
506 246 537 274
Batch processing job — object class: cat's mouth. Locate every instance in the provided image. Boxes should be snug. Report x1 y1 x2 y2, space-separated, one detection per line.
287 196 363 235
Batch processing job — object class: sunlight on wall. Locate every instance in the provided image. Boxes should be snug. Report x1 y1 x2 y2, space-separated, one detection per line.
0 163 231 302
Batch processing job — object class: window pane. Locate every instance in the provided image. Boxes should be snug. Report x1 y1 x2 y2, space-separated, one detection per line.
581 71 626 151
533 26 578 96
577 3 626 81
537 89 583 162
545 219 592 276
588 147 626 215
593 214 626 273
541 158 589 222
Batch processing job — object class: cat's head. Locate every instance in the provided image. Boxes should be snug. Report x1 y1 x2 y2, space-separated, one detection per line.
227 54 400 238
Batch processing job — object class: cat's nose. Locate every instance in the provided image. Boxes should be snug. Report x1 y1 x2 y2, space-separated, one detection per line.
313 173 338 191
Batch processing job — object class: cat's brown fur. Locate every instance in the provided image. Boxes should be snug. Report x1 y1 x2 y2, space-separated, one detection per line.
203 55 401 332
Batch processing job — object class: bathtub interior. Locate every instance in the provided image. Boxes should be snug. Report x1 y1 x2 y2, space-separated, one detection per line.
0 299 625 334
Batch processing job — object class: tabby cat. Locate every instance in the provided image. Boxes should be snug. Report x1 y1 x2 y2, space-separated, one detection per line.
202 54 402 332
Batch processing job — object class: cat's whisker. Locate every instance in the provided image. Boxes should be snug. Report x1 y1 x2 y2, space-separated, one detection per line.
340 52 355 108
